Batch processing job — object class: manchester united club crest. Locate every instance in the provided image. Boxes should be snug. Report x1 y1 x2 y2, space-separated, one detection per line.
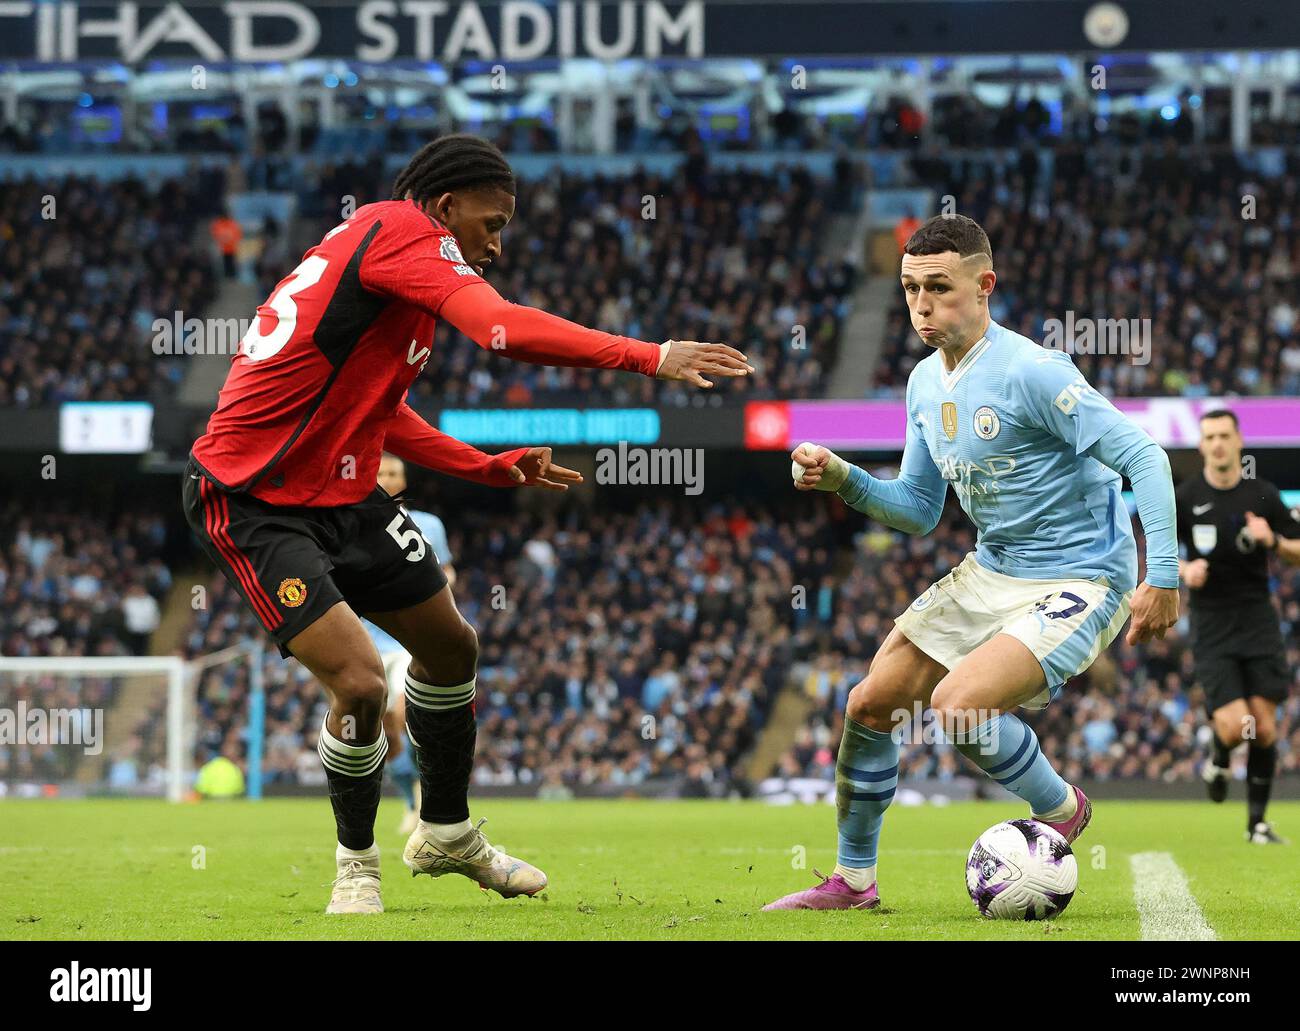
941 402 958 440
277 577 308 608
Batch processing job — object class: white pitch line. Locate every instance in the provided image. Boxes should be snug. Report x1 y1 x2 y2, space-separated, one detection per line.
1130 852 1217 941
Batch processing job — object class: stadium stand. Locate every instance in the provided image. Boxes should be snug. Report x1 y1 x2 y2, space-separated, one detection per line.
875 141 1300 398
0 171 223 405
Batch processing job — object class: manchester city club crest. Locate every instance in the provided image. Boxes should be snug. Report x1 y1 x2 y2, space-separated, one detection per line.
941 402 958 440
973 406 1001 440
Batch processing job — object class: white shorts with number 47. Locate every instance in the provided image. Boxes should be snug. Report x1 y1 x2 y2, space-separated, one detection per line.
893 552 1134 708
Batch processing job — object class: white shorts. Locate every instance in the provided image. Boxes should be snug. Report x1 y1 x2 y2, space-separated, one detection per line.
381 649 410 709
893 552 1133 708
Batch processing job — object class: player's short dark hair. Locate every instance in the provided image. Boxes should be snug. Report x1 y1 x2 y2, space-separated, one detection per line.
1199 408 1239 429
392 134 516 204
904 214 993 263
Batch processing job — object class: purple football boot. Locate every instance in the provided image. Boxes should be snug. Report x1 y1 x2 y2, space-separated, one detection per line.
1037 785 1092 844
762 869 880 911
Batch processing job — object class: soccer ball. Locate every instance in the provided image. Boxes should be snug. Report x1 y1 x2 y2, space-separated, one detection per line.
965 819 1078 920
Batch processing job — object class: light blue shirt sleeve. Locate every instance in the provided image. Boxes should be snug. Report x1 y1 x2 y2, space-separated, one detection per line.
835 410 948 535
1085 422 1180 589
411 510 453 565
1010 349 1127 455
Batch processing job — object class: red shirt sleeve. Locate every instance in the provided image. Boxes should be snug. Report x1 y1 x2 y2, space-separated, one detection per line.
360 201 661 375
359 204 487 315
439 280 662 376
385 402 527 487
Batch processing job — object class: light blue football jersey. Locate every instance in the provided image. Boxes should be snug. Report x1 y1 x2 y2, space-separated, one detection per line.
900 320 1138 591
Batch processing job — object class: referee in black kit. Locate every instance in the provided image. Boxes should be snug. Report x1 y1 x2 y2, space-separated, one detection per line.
1176 410 1300 843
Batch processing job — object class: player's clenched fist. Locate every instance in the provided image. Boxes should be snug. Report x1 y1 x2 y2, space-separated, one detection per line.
1125 583 1180 646
791 442 849 492
1182 558 1209 589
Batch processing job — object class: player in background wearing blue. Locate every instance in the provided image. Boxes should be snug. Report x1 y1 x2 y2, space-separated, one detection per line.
765 215 1181 911
372 454 457 836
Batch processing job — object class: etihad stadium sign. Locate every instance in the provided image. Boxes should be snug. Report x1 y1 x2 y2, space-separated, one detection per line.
0 1 705 63
3 2 1298 63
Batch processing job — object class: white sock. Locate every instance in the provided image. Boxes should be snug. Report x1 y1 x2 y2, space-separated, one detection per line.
421 818 472 841
1034 786 1078 823
337 842 379 861
834 863 875 891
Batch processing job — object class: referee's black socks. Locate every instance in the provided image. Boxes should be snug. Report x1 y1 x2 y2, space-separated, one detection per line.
1211 733 1232 770
1247 741 1277 829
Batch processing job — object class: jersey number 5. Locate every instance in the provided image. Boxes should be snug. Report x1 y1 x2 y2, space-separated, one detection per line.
240 255 329 362
386 515 427 563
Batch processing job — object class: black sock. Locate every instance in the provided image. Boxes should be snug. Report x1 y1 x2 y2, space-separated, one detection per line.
1211 734 1232 769
1247 742 1276 829
317 715 387 850
404 673 477 825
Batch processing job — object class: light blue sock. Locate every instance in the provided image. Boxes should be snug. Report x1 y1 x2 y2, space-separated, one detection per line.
836 717 899 868
389 744 417 809
948 713 1068 814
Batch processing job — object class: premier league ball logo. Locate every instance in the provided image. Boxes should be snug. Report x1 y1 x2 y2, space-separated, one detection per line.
966 820 1078 920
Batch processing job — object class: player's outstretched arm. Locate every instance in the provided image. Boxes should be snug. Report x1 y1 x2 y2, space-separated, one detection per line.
791 436 947 536
384 401 582 490
438 281 752 386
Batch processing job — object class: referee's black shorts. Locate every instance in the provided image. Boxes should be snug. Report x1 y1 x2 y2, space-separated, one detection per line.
1190 601 1290 715
182 456 446 658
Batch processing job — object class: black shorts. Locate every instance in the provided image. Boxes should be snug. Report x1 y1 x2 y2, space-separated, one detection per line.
182 456 446 658
1191 603 1290 714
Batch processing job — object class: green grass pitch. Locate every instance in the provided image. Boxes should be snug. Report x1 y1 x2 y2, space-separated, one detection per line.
2 799 1297 940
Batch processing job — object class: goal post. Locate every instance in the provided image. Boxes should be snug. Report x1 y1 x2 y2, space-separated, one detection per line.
0 643 270 804
0 655 189 802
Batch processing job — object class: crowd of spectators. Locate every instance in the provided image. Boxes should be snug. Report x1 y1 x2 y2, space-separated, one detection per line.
875 140 1300 398
0 171 223 405
0 501 174 789
0 502 173 658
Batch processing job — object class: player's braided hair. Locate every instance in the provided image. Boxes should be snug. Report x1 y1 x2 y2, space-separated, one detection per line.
391 134 516 204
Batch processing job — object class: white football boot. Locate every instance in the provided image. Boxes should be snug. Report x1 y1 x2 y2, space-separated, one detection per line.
403 817 547 898
325 844 383 914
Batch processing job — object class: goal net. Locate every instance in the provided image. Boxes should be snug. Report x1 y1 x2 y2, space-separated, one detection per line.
0 646 277 803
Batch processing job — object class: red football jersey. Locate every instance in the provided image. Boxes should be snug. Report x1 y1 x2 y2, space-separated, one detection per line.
191 200 488 506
